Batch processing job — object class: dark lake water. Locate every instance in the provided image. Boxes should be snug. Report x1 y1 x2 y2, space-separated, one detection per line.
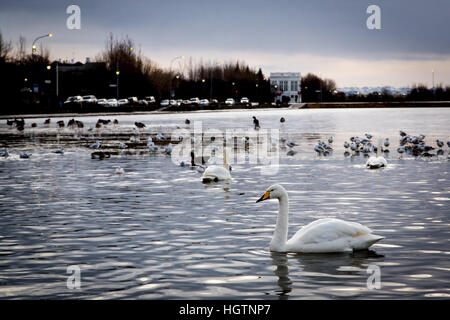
0 108 449 299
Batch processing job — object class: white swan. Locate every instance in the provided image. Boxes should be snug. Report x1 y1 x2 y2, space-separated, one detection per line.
366 138 387 169
256 184 384 253
202 146 231 182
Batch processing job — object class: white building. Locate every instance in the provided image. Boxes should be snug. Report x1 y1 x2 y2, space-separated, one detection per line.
270 72 302 103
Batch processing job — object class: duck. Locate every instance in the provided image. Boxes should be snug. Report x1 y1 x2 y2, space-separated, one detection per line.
0 149 9 157
280 117 285 123
135 122 146 129
252 116 260 130
19 152 32 159
91 151 111 160
256 184 384 253
202 146 231 182
286 141 298 148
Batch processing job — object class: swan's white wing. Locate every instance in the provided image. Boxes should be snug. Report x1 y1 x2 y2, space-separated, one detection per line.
286 218 378 252
366 156 387 168
290 218 372 244
202 166 231 181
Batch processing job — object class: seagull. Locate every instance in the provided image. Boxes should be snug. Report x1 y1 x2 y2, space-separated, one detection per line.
384 138 390 147
314 143 324 153
185 119 191 125
365 133 372 140
280 117 285 123
436 140 444 149
328 136 333 144
54 147 64 154
155 133 165 141
89 140 101 149
164 143 173 155
114 167 125 174
344 141 349 149
399 130 407 137
118 142 128 149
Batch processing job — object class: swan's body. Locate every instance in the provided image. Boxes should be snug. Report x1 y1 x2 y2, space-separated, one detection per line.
366 138 387 169
256 184 384 253
202 146 231 182
366 156 387 169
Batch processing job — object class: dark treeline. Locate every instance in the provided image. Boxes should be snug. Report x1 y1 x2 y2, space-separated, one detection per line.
0 32 273 113
1 31 449 114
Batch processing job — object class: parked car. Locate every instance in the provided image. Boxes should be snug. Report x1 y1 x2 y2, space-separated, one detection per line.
189 97 200 105
176 99 183 106
160 99 170 107
97 98 108 105
145 96 156 104
240 97 250 104
118 99 129 106
182 100 191 105
225 98 235 105
169 99 178 106
199 99 209 106
82 95 97 103
211 99 218 104
138 99 148 105
127 97 138 104
64 96 83 104
107 98 118 107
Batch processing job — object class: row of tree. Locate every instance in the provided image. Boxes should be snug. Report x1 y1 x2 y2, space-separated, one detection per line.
1 30 449 114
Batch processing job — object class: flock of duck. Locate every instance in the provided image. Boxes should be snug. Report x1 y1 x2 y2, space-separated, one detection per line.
2 116 449 253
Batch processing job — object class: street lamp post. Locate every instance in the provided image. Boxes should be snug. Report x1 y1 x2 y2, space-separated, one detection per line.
31 33 53 56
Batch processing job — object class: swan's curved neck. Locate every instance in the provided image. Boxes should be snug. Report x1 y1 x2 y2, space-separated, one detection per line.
271 193 289 251
223 145 228 170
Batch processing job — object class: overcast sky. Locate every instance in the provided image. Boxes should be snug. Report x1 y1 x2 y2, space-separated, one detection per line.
1 0 449 87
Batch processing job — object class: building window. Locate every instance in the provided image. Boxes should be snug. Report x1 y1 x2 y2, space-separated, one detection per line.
291 81 298 91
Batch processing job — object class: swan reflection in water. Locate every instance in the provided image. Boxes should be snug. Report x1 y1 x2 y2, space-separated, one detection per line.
270 250 384 299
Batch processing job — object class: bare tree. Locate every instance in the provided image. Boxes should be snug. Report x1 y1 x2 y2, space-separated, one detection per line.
0 30 12 62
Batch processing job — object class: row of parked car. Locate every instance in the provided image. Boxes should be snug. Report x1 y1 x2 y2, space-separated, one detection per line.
64 95 156 107
64 95 250 107
160 97 250 107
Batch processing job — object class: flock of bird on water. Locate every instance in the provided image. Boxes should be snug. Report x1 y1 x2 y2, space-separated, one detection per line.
1 115 449 253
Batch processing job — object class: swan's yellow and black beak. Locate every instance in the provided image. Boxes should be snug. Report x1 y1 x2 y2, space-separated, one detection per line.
256 191 270 203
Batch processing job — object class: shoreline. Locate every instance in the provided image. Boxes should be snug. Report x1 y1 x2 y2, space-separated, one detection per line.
1 101 449 119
